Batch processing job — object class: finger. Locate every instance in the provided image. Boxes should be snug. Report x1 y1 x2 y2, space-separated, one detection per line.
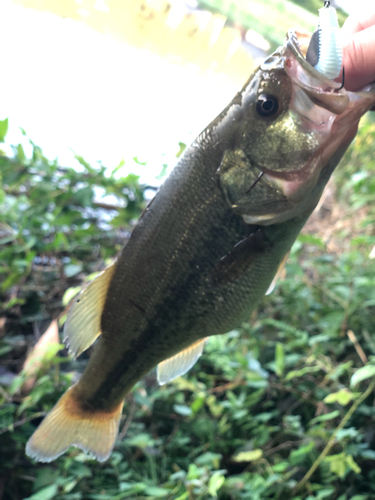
342 11 375 37
343 25 375 91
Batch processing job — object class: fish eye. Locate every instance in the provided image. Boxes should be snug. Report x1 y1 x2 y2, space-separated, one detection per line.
256 94 279 117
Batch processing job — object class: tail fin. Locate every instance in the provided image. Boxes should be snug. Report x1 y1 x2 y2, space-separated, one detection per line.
26 385 124 462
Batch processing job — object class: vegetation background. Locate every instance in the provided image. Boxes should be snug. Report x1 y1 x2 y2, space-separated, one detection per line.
2 1 375 499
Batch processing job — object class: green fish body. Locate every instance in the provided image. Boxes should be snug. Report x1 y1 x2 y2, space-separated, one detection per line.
26 31 375 462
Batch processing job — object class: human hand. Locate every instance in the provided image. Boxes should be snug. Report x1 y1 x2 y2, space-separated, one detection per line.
342 11 375 91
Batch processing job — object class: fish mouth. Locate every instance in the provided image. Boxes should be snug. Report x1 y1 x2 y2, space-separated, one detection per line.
284 29 349 116
286 29 343 89
241 30 375 226
284 28 375 118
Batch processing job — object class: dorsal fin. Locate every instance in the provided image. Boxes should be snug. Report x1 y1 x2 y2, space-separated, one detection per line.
265 251 289 296
63 263 116 358
157 338 207 385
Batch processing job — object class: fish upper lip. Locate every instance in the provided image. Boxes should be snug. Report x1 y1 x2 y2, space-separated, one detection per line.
286 29 375 122
286 29 343 90
284 29 352 117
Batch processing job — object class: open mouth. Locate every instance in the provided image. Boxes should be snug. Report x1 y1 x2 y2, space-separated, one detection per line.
229 20 375 227
284 29 350 116
287 29 343 88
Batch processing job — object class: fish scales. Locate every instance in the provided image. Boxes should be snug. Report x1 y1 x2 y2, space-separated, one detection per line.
80 131 261 407
84 81 302 409
26 31 375 462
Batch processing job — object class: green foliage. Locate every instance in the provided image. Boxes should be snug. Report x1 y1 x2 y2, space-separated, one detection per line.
1 117 375 500
335 114 375 226
0 127 147 337
196 0 347 50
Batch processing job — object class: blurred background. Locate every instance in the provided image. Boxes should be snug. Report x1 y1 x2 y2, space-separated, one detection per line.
0 0 353 181
2 1 375 499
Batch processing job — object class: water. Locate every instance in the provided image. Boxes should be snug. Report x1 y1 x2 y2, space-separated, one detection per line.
1 0 255 183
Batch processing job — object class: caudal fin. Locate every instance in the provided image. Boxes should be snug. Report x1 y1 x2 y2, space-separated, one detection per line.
26 385 124 462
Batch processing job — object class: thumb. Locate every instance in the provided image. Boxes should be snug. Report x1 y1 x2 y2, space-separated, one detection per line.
343 25 375 91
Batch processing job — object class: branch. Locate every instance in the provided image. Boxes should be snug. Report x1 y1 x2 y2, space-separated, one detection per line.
293 378 375 493
0 411 46 435
93 202 122 211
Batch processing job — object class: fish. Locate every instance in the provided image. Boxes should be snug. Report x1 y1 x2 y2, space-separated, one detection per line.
26 28 375 462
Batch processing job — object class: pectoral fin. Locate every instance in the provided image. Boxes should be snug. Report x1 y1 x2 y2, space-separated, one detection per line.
64 263 116 358
265 251 289 295
157 338 207 385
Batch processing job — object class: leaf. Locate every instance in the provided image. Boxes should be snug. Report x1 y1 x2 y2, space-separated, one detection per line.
133 156 147 166
144 486 171 497
156 163 168 180
16 143 26 162
360 449 375 460
176 142 187 158
191 395 205 414
208 472 225 497
74 186 93 206
350 365 375 388
325 453 361 478
0 118 9 142
272 462 289 472
126 433 155 449
285 365 321 381
315 488 335 499
324 389 357 406
336 427 359 440
275 342 285 377
345 454 361 474
232 449 263 462
21 320 60 393
309 411 340 426
195 452 222 468
173 404 192 417
24 484 58 500
64 263 83 278
289 441 315 465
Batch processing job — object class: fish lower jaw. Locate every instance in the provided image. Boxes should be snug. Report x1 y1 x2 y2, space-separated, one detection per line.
241 170 321 226
263 172 307 201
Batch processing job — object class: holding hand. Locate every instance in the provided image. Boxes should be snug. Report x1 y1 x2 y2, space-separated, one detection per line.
342 10 375 91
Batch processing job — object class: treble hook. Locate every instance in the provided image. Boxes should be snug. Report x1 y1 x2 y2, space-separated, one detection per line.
337 66 345 90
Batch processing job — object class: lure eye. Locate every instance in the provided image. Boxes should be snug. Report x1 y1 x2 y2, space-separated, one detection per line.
256 94 279 117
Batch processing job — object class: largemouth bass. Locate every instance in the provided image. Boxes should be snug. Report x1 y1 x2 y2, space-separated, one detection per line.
26 29 375 462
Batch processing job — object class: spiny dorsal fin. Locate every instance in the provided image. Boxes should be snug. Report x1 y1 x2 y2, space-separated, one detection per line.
265 251 289 296
157 338 207 385
63 263 116 358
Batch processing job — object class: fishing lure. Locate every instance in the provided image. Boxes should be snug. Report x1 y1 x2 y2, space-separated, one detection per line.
314 1 343 79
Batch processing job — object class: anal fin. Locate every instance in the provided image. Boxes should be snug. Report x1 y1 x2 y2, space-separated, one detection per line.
157 338 207 385
64 263 116 358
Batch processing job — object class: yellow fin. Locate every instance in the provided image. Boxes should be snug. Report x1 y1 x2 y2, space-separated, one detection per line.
26 385 123 462
157 338 207 385
63 263 116 358
265 252 289 296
